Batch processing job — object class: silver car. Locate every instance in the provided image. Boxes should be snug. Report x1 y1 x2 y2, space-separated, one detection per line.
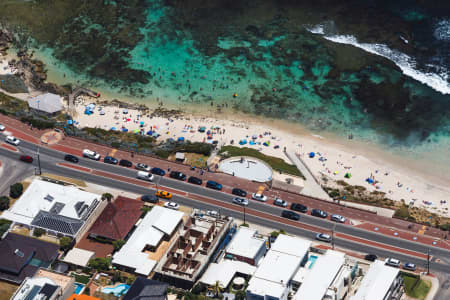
252 193 267 202
385 258 401 268
331 214 346 223
273 197 288 207
315 233 332 243
232 197 249 206
136 163 151 171
5 135 20 146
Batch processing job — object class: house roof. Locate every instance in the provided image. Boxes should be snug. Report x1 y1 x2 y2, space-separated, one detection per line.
31 211 84 236
69 295 101 300
11 277 60 300
226 227 265 260
0 233 59 284
200 260 257 287
63 248 95 267
27 93 62 113
123 277 168 300
88 196 142 241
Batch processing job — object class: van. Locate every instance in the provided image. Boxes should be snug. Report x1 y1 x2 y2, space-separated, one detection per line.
82 149 100 160
137 171 154 182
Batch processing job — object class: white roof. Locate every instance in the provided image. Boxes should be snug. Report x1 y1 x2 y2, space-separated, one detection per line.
253 250 301 284
270 234 311 257
200 260 257 287
28 93 62 113
62 248 95 267
112 206 183 275
226 227 265 260
294 250 345 300
351 260 400 300
2 179 99 225
247 277 287 299
12 277 58 300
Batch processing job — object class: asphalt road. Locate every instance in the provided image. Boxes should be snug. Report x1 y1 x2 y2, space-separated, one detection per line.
1 140 450 273
0 153 35 195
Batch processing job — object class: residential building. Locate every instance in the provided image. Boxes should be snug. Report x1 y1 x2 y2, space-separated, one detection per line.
351 260 403 300
112 206 184 276
27 93 63 115
225 227 266 265
200 259 257 288
123 277 169 300
0 233 59 284
68 295 101 300
62 248 95 268
2 179 101 240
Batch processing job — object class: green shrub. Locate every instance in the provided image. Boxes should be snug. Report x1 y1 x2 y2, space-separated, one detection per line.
60 236 74 251
33 228 46 237
191 283 206 295
102 193 113 201
235 290 246 300
88 257 110 271
9 183 24 198
126 275 136 285
113 239 126 251
394 206 410 219
440 223 450 232
73 274 90 284
0 196 10 211
270 231 280 238
0 219 12 236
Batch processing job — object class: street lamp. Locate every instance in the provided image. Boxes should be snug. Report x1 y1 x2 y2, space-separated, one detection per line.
243 205 246 226
36 146 42 175
331 223 336 250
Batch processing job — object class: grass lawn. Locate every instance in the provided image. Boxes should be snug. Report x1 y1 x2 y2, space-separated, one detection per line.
72 273 91 284
184 153 208 168
402 274 431 300
218 146 304 179
42 173 87 187
0 281 19 300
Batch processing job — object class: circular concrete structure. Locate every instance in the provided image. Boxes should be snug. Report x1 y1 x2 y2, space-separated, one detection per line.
218 156 273 182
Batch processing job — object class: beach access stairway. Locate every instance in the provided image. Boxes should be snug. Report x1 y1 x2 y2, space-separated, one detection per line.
285 150 332 201
67 86 99 112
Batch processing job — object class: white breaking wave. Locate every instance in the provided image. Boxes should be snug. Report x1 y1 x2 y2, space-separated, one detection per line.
306 24 325 35
306 25 450 95
434 19 450 41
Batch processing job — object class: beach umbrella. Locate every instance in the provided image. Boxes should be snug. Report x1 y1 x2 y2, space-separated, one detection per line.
134 129 139 133
146 130 152 135
249 140 256 145
309 152 315 158
239 139 247 145
178 137 185 142
67 120 73 125
122 128 128 132
140 121 144 125
123 109 128 114
110 127 117 131
206 130 211 135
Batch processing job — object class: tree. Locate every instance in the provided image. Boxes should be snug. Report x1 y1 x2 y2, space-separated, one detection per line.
113 239 126 251
88 257 110 271
102 193 113 201
210 281 222 298
59 236 73 251
270 231 280 238
83 287 91 295
126 275 136 285
33 228 46 237
235 290 246 300
0 196 9 211
9 183 24 198
112 271 123 283
0 219 12 237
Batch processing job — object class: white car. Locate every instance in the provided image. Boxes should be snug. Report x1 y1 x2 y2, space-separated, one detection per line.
164 202 179 210
232 197 249 206
136 171 154 182
0 124 5 131
5 135 20 146
207 210 219 217
315 233 332 243
273 197 288 207
82 149 100 160
385 258 401 268
136 163 151 172
252 193 267 202
331 214 346 223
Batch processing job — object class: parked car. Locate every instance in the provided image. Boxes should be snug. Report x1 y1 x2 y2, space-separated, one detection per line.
290 203 308 213
364 254 378 262
385 258 401 268
403 263 416 271
137 171 154 182
104 156 118 164
135 163 151 171
19 155 33 163
232 197 249 206
164 201 179 210
232 188 247 197
119 159 133 167
141 195 159 203
0 124 5 131
206 180 222 190
207 210 219 217
5 135 20 146
155 190 172 199
311 209 328 218
188 176 203 185
151 167 166 176
64 154 79 163
281 210 300 221
331 214 346 223
170 171 186 181
252 193 267 202
83 149 100 160
316 233 332 243
273 197 288 207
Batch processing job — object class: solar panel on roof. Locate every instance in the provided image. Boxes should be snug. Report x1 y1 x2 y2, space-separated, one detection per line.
24 285 41 300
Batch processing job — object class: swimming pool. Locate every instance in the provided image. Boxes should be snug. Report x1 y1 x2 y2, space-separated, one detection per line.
102 284 130 297
74 283 85 294
308 255 318 269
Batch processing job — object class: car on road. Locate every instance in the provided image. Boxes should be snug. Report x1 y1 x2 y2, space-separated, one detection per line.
207 210 219 217
273 197 288 207
188 176 203 185
385 258 401 268
19 155 33 163
64 154 79 163
316 233 332 243
155 190 172 199
281 210 300 221
137 171 154 182
290 203 308 213
104 156 118 164
402 262 416 271
0 124 5 131
5 135 20 146
151 167 166 176
232 197 249 206
141 194 159 203
206 180 222 190
164 201 179 210
83 149 100 160
232 188 247 197
364 254 378 262
252 193 267 202
331 214 346 223
170 171 187 181
311 209 328 218
135 163 151 171
119 159 133 167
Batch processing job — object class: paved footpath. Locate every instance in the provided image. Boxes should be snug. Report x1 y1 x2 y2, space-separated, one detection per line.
0 114 448 250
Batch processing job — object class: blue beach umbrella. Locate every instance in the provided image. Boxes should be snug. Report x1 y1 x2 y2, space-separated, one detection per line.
122 128 128 132
110 127 117 131
67 120 73 125
309 152 315 158
178 137 185 142
146 131 152 135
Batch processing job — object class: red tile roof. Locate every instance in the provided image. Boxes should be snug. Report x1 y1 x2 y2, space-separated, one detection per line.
88 196 142 241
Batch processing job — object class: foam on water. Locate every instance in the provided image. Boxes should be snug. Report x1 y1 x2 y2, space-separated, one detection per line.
434 19 450 41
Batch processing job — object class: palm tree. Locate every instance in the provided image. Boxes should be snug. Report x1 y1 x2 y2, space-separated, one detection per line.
210 280 222 298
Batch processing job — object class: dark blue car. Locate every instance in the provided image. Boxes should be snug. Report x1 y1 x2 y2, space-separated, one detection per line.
104 156 118 164
151 167 166 176
206 180 222 190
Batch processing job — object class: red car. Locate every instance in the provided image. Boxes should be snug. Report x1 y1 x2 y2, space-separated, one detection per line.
19 155 33 163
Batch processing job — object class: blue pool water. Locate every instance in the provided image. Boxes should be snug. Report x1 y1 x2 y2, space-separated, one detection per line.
74 283 84 294
308 255 319 269
102 284 130 297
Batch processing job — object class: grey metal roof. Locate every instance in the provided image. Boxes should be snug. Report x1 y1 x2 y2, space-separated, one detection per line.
123 277 168 300
31 210 84 236
27 93 62 113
